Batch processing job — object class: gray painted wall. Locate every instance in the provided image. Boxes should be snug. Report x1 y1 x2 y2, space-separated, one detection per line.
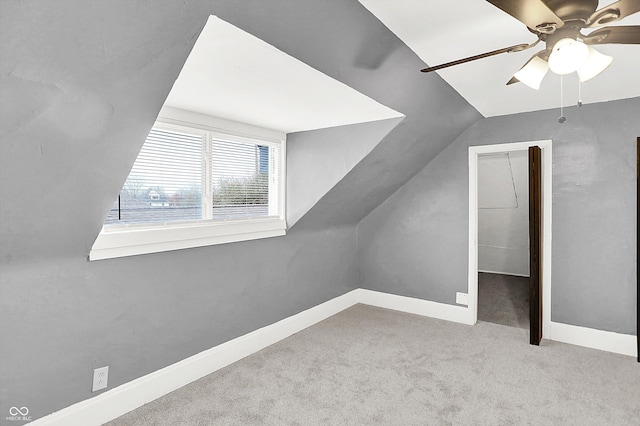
358 97 639 335
1 226 357 421
0 0 480 422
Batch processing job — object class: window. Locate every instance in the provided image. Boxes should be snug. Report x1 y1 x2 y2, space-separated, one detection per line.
90 120 286 260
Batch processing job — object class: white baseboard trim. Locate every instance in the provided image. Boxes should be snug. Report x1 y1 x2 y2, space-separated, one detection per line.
29 289 637 425
548 321 637 358
31 289 361 426
355 288 473 325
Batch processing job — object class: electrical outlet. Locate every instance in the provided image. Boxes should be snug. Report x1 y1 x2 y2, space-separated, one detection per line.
92 366 109 392
456 292 469 306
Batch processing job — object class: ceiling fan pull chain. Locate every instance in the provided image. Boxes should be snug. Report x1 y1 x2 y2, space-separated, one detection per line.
578 78 583 108
559 75 566 123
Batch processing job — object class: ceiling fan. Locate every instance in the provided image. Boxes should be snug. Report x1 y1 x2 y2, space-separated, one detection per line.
420 0 640 89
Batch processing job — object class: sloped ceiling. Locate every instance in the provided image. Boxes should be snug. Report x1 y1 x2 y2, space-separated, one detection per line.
0 0 481 261
358 0 640 117
477 154 519 209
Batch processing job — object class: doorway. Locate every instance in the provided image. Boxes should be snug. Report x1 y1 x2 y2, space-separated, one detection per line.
468 141 552 342
476 150 530 330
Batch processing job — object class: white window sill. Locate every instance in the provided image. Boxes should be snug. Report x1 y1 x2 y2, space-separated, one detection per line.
89 219 286 261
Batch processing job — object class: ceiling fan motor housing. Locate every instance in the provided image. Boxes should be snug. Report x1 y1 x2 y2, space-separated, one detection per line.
544 24 583 49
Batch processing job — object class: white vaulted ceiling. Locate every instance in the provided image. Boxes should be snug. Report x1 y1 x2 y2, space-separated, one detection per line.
358 0 640 117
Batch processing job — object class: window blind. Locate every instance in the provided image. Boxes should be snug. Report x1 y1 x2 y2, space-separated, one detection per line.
211 138 279 221
104 125 281 227
105 128 203 225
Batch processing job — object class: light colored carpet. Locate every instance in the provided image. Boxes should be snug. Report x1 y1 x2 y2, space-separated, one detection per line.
478 272 529 329
106 304 639 425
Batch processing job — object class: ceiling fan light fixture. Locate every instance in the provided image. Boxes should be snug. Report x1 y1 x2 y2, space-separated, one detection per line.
548 38 590 75
577 47 613 82
513 56 549 90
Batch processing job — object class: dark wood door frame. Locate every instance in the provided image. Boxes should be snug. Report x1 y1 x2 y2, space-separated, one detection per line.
529 146 543 346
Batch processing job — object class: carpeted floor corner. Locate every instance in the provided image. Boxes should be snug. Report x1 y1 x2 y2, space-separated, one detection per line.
106 304 639 425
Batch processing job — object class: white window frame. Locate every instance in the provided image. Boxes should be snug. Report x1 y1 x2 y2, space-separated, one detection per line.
90 110 286 261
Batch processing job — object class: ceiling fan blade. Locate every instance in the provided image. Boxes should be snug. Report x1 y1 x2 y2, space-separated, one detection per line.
487 0 564 32
586 0 640 28
420 43 531 73
582 26 640 44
